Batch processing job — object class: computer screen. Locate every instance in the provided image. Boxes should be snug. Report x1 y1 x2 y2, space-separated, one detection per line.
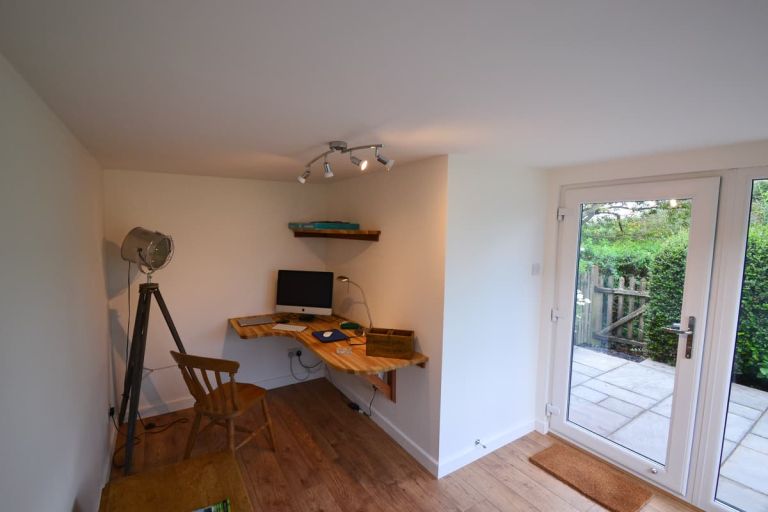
275 270 334 316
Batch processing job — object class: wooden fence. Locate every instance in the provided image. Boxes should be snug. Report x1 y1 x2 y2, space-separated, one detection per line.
574 265 650 355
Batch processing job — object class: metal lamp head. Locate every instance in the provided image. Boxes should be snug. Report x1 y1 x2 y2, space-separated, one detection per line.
120 227 174 276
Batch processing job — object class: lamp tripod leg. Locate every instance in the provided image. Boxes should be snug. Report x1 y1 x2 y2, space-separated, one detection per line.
118 286 151 425
151 288 186 354
121 285 152 475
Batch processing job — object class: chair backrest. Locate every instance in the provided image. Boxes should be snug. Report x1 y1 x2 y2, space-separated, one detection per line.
170 351 241 414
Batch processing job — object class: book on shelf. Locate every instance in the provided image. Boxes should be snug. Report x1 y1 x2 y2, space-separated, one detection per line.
289 221 360 230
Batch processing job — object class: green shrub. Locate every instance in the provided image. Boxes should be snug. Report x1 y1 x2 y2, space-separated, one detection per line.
734 225 768 383
645 234 688 365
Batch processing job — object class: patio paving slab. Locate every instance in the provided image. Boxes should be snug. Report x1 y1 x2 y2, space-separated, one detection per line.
600 397 644 418
731 383 768 410
581 379 659 409
573 346 627 372
572 361 603 377
597 363 674 400
638 358 676 375
752 413 768 438
742 433 768 455
720 445 768 495
651 396 673 418
568 394 630 436
609 411 670 464
570 371 591 386
728 401 763 421
571 385 607 403
724 412 756 443
716 477 768 511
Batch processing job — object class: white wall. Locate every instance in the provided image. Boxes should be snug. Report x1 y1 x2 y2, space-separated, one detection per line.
534 139 768 429
324 156 448 474
0 54 110 511
102 170 330 415
438 155 547 476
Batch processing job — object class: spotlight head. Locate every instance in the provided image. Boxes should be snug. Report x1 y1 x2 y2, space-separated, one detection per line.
121 227 174 274
323 161 334 178
336 275 350 282
297 168 311 184
375 148 395 171
350 155 368 171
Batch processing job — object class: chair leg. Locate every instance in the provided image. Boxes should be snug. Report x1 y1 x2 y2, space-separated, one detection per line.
227 419 236 452
262 398 276 451
184 412 202 459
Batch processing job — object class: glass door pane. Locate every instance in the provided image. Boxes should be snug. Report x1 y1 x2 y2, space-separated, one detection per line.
567 199 692 465
716 179 768 511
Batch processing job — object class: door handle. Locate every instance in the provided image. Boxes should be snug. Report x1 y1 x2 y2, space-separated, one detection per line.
663 316 696 359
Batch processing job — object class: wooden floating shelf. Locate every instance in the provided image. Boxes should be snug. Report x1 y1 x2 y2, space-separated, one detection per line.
291 228 381 241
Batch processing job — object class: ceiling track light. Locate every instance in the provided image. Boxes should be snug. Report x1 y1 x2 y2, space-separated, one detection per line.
350 155 368 171
297 140 394 183
297 168 311 184
375 147 395 171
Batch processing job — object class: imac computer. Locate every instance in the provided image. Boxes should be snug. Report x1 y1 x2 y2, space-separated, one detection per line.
275 270 333 319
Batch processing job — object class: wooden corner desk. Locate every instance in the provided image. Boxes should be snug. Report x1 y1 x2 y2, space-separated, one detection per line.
228 314 428 402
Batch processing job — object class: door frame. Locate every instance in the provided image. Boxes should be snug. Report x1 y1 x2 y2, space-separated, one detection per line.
690 167 768 511
549 177 721 495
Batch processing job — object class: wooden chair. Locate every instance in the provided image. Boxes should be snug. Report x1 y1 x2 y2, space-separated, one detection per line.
170 351 275 458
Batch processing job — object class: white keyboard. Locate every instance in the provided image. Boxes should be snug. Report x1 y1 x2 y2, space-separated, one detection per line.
273 323 307 332
237 315 275 327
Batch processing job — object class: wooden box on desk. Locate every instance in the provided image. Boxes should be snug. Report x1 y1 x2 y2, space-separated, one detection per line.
365 328 415 359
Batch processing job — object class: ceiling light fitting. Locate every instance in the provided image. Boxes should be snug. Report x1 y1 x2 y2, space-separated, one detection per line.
297 140 394 184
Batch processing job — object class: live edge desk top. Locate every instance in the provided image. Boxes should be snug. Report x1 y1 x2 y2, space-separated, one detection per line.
228 314 429 376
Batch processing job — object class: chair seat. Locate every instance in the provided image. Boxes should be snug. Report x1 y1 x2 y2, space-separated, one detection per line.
194 382 267 418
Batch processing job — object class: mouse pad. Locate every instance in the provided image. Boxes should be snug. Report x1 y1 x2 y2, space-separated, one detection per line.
311 329 349 343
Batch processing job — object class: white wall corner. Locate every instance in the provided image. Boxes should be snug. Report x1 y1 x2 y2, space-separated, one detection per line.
535 418 549 434
436 420 536 478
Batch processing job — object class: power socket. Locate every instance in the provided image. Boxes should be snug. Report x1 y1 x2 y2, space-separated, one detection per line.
288 349 302 359
108 406 115 418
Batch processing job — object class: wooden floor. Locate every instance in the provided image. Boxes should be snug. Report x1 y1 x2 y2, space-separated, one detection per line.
110 379 698 512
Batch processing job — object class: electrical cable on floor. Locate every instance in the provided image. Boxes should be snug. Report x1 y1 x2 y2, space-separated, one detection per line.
364 387 377 418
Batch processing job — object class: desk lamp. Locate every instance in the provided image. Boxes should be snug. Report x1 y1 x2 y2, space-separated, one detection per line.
337 275 373 330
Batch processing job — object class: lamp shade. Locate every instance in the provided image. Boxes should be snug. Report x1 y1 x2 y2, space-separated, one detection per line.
120 227 174 273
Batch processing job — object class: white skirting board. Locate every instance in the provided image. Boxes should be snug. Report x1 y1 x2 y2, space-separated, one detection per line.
436 420 537 478
135 370 325 417
330 376 440 475
329 375 536 478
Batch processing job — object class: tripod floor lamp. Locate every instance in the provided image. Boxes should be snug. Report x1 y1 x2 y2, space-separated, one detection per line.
117 227 186 474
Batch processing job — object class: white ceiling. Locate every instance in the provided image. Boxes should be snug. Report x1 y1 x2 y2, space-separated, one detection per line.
1 1 767 180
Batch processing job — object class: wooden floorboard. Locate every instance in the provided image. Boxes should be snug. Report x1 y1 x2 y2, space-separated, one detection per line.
109 379 699 512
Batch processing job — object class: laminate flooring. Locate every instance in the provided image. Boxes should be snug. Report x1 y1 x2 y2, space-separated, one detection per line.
109 378 699 512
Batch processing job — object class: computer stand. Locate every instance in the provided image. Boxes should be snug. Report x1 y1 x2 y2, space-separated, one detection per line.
118 282 186 475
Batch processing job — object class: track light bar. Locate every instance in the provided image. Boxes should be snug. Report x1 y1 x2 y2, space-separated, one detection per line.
297 140 394 183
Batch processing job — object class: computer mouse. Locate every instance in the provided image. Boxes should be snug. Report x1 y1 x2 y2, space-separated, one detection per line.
323 331 333 338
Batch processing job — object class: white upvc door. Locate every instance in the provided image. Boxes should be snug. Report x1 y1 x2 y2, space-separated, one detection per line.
549 177 720 495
